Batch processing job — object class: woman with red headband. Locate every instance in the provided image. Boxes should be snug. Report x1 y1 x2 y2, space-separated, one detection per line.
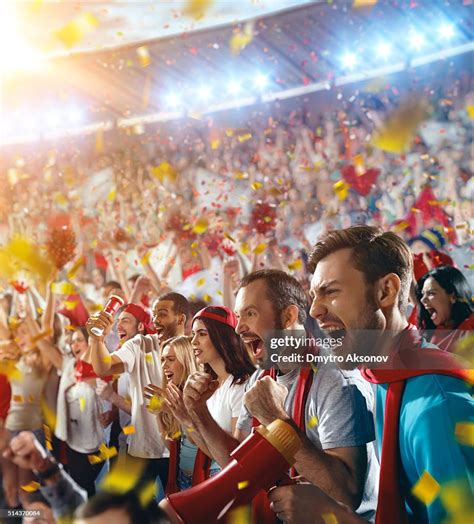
157 306 255 487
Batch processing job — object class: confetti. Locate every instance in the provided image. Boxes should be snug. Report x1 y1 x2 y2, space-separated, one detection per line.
13 395 24 403
253 243 267 255
136 46 151 68
95 127 104 153
211 139 221 150
308 415 319 428
193 217 209 234
138 480 156 507
251 182 263 190
203 294 211 302
100 454 147 493
240 242 250 255
227 505 252 524
0 361 21 381
151 162 178 183
54 12 99 49
454 422 474 447
466 105 474 119
333 180 349 201
67 257 84 280
288 259 303 271
123 425 136 435
79 397 85 412
148 395 163 412
1 237 55 283
184 0 213 20
171 430 182 440
237 480 249 490
51 281 76 295
372 96 431 154
411 471 440 505
196 278 206 287
353 0 377 7
322 513 339 524
230 23 254 55
21 481 40 493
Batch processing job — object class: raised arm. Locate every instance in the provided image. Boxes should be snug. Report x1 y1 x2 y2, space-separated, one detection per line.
86 312 124 376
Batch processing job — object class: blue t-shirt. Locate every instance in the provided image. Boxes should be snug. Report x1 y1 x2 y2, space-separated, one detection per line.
376 374 473 523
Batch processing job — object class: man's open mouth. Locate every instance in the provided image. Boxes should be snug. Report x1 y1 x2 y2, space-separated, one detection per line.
243 336 264 359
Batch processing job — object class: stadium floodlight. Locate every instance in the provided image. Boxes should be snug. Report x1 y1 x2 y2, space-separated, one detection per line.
376 42 392 60
47 111 61 128
165 93 181 109
227 80 242 95
439 24 455 40
341 53 358 70
197 85 212 101
254 73 268 89
409 32 425 50
67 107 83 124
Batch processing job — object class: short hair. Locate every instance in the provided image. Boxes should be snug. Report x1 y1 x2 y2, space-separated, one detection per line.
157 292 190 321
416 265 473 332
308 226 413 313
103 280 122 291
74 491 167 524
238 269 308 324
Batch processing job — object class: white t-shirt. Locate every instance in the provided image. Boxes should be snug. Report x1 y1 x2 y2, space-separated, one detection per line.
114 334 169 459
206 375 247 434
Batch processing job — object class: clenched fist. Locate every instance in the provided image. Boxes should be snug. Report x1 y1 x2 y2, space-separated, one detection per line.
244 375 288 426
183 372 219 412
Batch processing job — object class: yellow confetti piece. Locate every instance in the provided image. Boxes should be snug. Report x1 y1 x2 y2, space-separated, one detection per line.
98 443 118 460
184 0 213 20
288 259 303 271
224 233 236 243
196 278 206 287
186 426 195 433
145 353 153 363
141 251 151 266
230 24 254 55
151 162 178 183
21 481 40 493
100 454 147 493
171 430 182 440
148 395 163 412
0 361 22 381
107 189 117 202
227 505 252 524
237 480 249 490
322 513 339 524
253 243 267 255
211 139 221 150
13 395 24 403
353 0 377 7
123 425 136 435
308 415 319 429
95 127 104 153
454 422 474 447
40 397 57 430
102 355 112 364
238 133 252 143
393 221 410 233
225 129 234 137
63 300 79 310
138 480 156 507
88 454 103 465
203 294 211 303
136 46 151 67
372 96 431 154
333 180 349 201
240 242 250 255
251 182 263 190
452 334 474 367
193 217 209 234
51 281 76 295
54 12 99 49
79 397 85 412
466 105 474 120
411 471 440 505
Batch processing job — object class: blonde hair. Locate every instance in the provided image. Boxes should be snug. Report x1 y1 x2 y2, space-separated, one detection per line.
158 335 199 440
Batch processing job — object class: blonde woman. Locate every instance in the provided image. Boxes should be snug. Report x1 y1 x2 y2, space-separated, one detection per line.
0 317 51 508
144 335 201 492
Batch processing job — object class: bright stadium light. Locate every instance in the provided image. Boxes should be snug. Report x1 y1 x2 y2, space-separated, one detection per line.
227 80 242 95
46 111 61 128
67 107 83 124
439 24 455 40
165 93 181 109
376 42 392 60
409 32 425 50
254 73 268 89
197 85 211 101
341 53 358 70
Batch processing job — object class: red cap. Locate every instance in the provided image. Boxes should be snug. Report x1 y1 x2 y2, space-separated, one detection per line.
123 303 155 334
193 306 237 329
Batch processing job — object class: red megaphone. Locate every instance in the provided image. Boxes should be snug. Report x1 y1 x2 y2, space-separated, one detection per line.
159 419 301 523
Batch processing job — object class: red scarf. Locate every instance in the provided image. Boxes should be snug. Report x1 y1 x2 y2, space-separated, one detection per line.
251 367 314 524
75 360 112 382
360 325 471 524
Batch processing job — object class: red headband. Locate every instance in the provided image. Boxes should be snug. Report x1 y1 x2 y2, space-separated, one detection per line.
123 303 155 334
193 306 237 329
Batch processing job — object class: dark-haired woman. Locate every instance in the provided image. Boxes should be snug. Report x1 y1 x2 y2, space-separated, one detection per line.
417 265 473 352
164 306 254 485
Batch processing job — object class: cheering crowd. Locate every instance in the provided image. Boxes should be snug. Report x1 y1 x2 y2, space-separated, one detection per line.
0 77 473 523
